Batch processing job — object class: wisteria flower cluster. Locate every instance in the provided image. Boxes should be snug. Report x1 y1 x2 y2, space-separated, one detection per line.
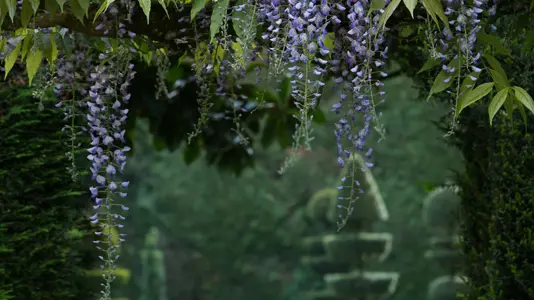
51 4 137 299
434 0 496 132
328 0 389 231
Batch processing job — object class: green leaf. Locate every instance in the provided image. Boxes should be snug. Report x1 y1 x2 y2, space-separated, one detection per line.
20 34 33 60
369 0 386 14
0 0 7 27
6 0 16 21
191 0 207 20
74 0 88 14
427 57 461 100
455 82 495 118
323 32 334 50
138 0 151 23
157 0 169 18
378 0 401 30
29 0 40 12
417 57 440 74
209 0 229 43
4 38 22 79
420 0 448 27
483 54 507 81
512 86 534 116
40 33 58 65
517 101 528 131
459 72 480 96
21 0 34 28
68 0 88 23
26 48 43 86
477 30 511 56
93 0 115 22
502 91 517 119
488 68 509 91
488 87 509 126
402 0 417 18
45 0 60 14
55 0 66 12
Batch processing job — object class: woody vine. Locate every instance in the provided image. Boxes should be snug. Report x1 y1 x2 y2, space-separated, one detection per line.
1 0 534 299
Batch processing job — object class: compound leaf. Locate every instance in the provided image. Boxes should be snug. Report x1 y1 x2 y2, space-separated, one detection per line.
455 82 495 118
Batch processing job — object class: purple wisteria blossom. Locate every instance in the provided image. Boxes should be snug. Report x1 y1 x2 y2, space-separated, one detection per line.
329 0 389 231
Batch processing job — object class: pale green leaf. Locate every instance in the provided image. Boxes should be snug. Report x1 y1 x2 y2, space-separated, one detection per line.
488 87 509 125
378 0 401 30
93 0 115 23
427 57 461 100
428 70 453 100
138 0 151 23
29 0 39 12
483 54 507 81
209 0 229 43
488 68 509 91
4 38 22 79
157 0 169 18
503 94 515 118
512 86 534 116
420 0 448 27
455 82 495 118
69 0 87 23
417 57 440 74
26 48 43 86
459 72 480 96
6 0 16 21
420 0 437 25
402 0 417 18
191 0 207 20
21 0 34 28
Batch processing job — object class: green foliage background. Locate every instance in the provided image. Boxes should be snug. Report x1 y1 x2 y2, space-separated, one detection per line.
120 74 464 300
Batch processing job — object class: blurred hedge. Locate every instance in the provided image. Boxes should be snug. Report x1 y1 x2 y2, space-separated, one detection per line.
0 87 98 300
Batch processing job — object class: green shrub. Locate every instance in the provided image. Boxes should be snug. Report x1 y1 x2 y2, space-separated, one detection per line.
452 106 534 300
0 88 97 300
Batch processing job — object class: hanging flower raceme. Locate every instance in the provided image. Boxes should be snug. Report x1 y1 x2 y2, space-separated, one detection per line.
259 0 287 78
87 57 135 300
54 48 94 181
436 0 492 134
331 0 389 231
84 4 137 299
273 0 331 172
